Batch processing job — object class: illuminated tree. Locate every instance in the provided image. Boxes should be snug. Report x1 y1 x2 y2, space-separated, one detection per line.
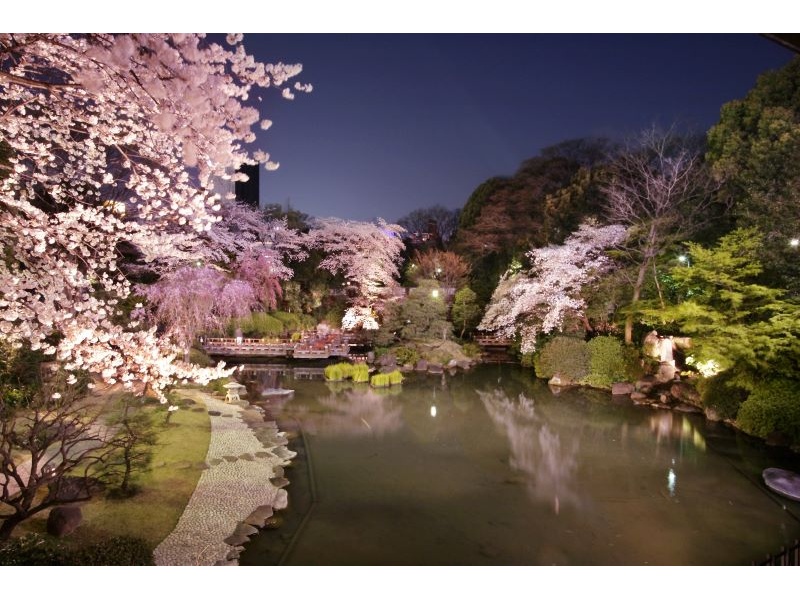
479 221 626 353
0 33 308 399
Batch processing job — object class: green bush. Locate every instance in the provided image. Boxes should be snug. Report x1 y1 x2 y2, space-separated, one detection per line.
388 370 404 385
697 369 749 420
73 536 154 566
0 534 153 566
351 363 370 383
394 346 420 366
324 362 354 382
520 353 535 369
231 312 284 337
370 373 390 388
460 342 481 359
533 336 590 382
737 378 800 445
188 348 213 367
584 336 640 389
203 377 232 395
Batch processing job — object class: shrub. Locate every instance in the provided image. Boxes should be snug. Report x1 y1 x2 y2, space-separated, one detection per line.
394 346 420 366
696 369 749 420
584 336 640 389
460 342 481 359
72 536 154 566
388 370 404 386
0 534 153 566
351 363 370 383
370 373 391 388
324 362 354 382
533 336 590 382
188 348 213 367
737 378 800 445
203 377 232 395
232 312 284 337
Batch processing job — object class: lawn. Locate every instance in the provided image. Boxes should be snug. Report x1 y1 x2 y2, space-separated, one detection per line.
14 389 211 553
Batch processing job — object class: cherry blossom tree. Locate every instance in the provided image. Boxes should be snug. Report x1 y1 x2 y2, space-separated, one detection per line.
0 34 307 399
138 266 258 360
235 248 286 310
305 218 405 314
479 221 626 353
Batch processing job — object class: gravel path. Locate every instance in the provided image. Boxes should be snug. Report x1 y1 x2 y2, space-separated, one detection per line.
154 389 295 566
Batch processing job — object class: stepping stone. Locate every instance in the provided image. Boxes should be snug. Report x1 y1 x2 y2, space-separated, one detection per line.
274 489 289 510
223 455 238 462
208 410 222 416
273 466 284 478
208 458 223 466
254 451 272 458
244 505 274 527
239 453 255 461
233 522 260 537
270 477 290 488
223 534 249 546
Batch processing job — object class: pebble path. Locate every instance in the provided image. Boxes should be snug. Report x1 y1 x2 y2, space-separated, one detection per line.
154 389 295 566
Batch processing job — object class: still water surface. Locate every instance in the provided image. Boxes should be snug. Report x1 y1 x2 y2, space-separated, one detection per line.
237 364 800 565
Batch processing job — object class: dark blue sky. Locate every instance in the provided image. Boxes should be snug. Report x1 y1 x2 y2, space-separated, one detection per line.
242 34 794 222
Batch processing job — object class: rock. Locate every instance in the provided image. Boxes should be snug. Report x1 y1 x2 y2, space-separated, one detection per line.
233 522 259 538
428 363 444 374
632 396 651 406
658 393 671 404
548 374 573 387
274 489 289 510
245 505 274 527
415 359 429 372
447 359 458 369
47 505 82 537
630 391 648 401
456 360 472 370
704 407 722 422
655 363 677 383
223 534 249 546
670 382 701 405
262 515 283 529
635 376 657 393
378 353 397 368
400 364 414 372
380 365 397 374
208 410 222 416
675 403 703 414
270 477 290 488
273 466 284 478
612 382 635 396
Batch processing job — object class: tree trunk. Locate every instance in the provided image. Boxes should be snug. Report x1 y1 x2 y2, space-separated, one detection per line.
625 259 650 345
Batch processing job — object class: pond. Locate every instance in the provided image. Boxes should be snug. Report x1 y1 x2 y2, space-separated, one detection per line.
236 364 800 565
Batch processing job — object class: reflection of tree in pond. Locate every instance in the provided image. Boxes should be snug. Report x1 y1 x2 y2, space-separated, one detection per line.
307 388 404 438
479 389 580 514
648 411 706 452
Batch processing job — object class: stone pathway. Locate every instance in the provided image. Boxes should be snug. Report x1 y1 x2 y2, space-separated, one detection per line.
154 389 295 566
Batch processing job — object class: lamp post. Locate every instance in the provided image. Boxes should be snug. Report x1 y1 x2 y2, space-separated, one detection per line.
678 254 690 267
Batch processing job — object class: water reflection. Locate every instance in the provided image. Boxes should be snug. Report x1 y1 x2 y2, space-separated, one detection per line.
648 411 707 452
479 389 580 514
307 388 404 438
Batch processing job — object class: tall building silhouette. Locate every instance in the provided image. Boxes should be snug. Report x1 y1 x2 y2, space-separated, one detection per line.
235 163 260 208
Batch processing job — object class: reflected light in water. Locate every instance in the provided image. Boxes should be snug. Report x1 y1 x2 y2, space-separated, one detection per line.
668 467 677 497
430 405 437 418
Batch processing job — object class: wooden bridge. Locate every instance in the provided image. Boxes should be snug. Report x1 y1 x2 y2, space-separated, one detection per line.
202 335 358 360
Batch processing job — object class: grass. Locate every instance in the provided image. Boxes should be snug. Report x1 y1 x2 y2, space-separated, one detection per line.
13 390 211 553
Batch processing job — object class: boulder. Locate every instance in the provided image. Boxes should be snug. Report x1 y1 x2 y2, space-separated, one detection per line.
400 364 414 372
47 505 82 537
548 374 573 387
428 363 444 374
655 363 677 383
704 407 722 422
611 382 634 396
670 382 701 406
415 359 429 372
675 403 703 414
635 376 657 394
630 391 648 401
378 353 397 368
233 522 259 538
270 476 290 488
456 360 473 370
446 359 458 369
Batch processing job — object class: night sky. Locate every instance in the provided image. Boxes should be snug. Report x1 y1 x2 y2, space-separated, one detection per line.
239 34 793 222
